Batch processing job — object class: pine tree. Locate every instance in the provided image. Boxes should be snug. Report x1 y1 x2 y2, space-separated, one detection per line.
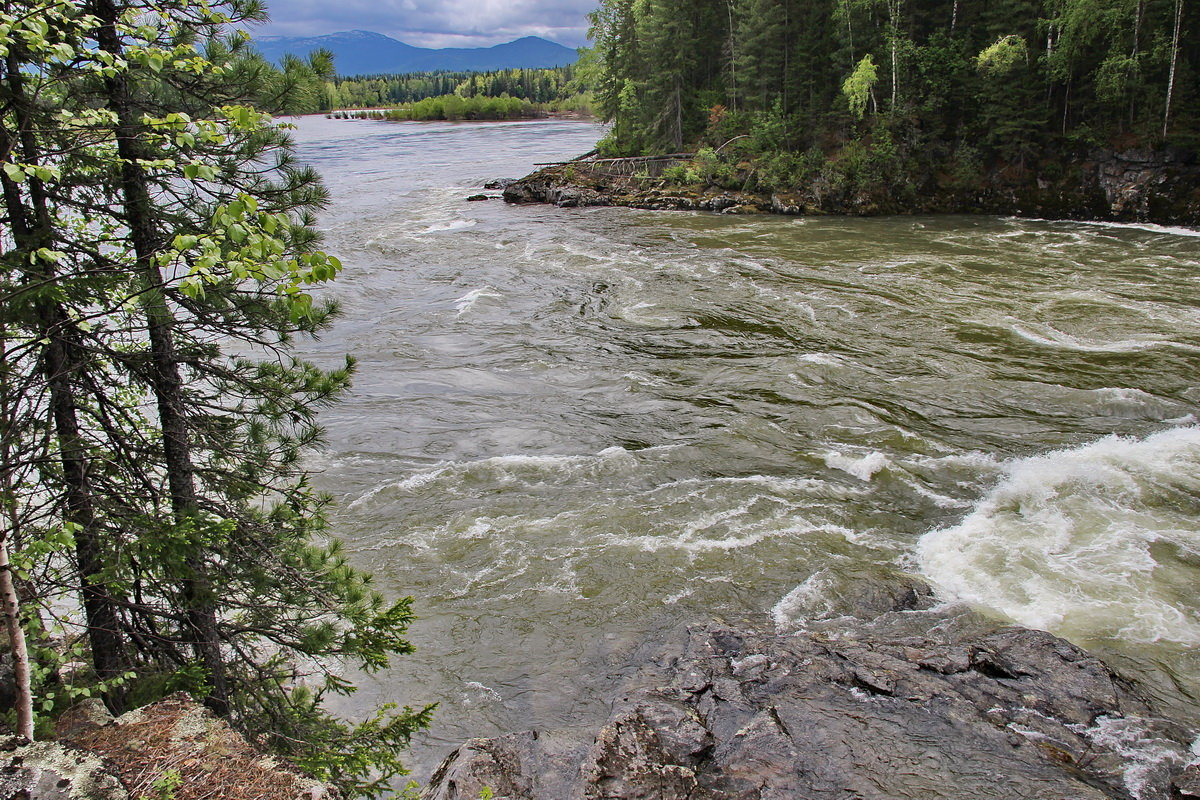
1 0 429 792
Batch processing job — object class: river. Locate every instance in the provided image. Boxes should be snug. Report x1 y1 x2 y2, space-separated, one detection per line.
286 115 1200 779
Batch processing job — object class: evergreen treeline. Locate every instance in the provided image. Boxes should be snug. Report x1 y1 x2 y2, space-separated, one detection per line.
326 64 588 109
335 94 542 121
589 0 1196 186
0 1 426 796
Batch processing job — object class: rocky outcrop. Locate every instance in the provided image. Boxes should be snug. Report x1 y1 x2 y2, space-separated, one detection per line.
502 168 773 213
1093 148 1200 221
423 598 1199 800
0 737 128 800
502 147 1200 224
2 695 338 800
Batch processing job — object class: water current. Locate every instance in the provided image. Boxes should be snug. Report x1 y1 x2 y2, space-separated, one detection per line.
287 116 1200 778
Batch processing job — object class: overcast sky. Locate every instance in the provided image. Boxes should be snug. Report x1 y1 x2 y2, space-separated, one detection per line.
253 0 599 48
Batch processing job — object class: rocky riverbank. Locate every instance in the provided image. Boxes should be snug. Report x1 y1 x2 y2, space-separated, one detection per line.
501 148 1200 225
423 580 1200 800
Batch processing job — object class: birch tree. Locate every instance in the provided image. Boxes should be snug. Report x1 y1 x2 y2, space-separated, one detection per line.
1163 0 1183 137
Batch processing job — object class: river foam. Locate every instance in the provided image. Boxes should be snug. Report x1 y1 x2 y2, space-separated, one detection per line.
918 426 1200 645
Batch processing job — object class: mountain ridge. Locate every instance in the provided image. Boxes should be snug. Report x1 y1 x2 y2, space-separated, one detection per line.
253 30 579 76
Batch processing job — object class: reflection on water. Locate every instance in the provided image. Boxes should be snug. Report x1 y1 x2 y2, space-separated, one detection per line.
286 116 1200 777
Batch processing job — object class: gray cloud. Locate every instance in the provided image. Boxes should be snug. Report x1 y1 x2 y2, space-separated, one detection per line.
254 0 598 47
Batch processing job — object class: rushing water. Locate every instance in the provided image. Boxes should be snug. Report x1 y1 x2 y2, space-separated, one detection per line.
286 116 1200 778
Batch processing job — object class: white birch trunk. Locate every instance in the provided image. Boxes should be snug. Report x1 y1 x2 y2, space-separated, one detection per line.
0 529 34 740
1163 0 1182 138
0 334 34 741
889 0 902 109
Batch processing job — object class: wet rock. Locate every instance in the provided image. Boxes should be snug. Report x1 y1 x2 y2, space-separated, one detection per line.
466 194 490 202
501 175 607 208
701 194 737 212
550 184 607 208
425 599 1197 800
0 740 128 800
769 194 805 214
484 179 516 190
424 730 591 800
1175 765 1200 798
773 567 937 631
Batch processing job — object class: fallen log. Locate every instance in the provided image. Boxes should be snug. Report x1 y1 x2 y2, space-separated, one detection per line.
533 152 695 166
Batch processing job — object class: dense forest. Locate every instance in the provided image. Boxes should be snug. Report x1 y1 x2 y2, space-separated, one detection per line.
334 94 563 121
0 1 426 796
324 64 589 110
588 0 1196 194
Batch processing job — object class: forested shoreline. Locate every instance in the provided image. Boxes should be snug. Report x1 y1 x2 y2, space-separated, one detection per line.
327 65 590 109
320 66 594 121
579 0 1196 215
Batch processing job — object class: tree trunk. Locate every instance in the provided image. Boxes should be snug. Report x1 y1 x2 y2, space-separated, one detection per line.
846 9 856 67
727 0 739 109
670 80 684 151
0 528 33 739
1 52 127 689
89 0 229 716
889 0 902 110
1129 0 1144 125
1063 75 1071 134
1163 0 1182 139
0 335 34 741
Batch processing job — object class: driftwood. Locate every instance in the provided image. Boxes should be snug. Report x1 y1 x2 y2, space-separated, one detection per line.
533 152 695 166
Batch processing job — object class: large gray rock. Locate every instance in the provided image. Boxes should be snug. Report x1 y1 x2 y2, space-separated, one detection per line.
0 739 128 800
424 603 1198 800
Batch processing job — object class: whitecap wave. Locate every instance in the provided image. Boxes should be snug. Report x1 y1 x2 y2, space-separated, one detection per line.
797 352 846 367
771 571 841 632
1001 217 1200 238
918 426 1200 645
454 286 502 316
1074 716 1192 800
824 450 890 481
412 218 477 236
1070 219 1200 239
1009 322 1193 353
348 446 642 510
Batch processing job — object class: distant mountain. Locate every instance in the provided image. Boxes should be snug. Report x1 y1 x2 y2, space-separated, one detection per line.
252 30 578 76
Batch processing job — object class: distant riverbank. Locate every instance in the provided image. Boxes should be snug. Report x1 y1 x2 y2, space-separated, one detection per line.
502 147 1200 226
328 93 592 123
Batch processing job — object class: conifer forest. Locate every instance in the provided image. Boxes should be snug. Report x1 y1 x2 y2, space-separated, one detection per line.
588 0 1196 187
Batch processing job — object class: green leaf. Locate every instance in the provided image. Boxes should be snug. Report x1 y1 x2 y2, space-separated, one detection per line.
3 162 27 182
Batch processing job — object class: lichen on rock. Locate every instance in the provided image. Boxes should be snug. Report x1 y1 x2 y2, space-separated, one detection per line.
2 694 339 800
